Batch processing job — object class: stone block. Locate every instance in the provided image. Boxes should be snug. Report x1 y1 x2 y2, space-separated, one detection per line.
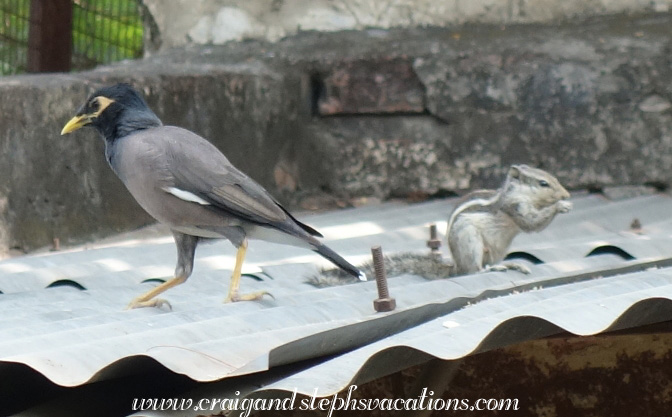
316 58 425 115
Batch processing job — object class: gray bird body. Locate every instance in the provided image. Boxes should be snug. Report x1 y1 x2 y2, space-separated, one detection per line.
107 125 318 250
62 83 364 308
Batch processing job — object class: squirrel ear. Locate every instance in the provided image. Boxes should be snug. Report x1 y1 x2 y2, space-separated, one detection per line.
508 165 521 179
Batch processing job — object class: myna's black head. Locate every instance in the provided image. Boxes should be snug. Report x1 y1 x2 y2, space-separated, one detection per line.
61 83 162 141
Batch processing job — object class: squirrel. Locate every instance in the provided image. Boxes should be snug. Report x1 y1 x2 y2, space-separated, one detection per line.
446 164 572 275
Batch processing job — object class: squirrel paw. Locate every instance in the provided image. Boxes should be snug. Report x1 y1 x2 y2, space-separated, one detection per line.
557 200 573 213
484 262 531 274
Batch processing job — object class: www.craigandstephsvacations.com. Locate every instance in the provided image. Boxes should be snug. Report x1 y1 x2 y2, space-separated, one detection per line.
131 385 520 416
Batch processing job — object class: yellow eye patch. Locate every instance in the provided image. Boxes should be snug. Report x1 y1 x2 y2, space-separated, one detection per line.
92 96 115 117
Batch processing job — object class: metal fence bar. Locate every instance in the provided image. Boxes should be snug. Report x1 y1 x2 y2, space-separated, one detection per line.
27 0 72 72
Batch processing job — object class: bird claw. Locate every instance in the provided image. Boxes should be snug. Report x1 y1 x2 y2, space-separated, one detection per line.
224 290 274 303
126 297 173 310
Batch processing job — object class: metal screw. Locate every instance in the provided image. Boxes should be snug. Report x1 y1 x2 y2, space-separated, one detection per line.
427 223 441 253
371 245 396 312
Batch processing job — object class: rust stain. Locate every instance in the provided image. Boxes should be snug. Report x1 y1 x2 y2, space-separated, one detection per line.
246 331 672 416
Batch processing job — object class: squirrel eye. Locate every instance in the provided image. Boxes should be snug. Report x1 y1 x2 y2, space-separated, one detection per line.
539 180 550 187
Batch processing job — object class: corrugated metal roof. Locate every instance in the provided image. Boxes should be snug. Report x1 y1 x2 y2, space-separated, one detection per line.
152 265 672 417
4 192 672 416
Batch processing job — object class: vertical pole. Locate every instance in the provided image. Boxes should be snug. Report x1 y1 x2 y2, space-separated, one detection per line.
27 0 72 72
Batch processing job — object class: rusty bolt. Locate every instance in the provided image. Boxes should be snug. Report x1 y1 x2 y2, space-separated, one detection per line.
371 245 396 312
427 223 441 253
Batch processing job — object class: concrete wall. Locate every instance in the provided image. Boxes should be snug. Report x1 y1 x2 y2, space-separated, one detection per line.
141 0 671 50
1 12 671 255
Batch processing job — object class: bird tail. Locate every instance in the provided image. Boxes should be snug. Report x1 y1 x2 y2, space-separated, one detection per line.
314 244 367 281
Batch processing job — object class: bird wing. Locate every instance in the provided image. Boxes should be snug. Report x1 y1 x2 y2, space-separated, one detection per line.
159 127 321 236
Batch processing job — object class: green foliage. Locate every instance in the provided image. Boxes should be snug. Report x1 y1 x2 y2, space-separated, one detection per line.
72 0 144 66
0 0 143 75
0 0 30 74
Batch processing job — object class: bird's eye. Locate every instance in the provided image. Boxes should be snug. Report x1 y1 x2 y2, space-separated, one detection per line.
89 99 100 111
539 180 550 187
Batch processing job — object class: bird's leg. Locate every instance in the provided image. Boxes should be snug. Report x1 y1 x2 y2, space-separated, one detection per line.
224 239 272 303
127 232 198 310
126 276 187 310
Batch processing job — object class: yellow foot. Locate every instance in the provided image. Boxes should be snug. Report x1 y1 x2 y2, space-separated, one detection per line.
224 290 274 303
126 297 172 310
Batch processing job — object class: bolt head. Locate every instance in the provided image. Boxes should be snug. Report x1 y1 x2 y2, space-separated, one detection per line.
374 297 396 312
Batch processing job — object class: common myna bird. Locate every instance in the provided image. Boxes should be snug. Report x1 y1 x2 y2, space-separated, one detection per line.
62 83 365 309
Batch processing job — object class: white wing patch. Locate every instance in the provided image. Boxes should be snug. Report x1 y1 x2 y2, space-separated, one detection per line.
163 187 211 205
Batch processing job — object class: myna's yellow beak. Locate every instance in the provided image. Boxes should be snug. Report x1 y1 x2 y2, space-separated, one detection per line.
61 114 91 135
